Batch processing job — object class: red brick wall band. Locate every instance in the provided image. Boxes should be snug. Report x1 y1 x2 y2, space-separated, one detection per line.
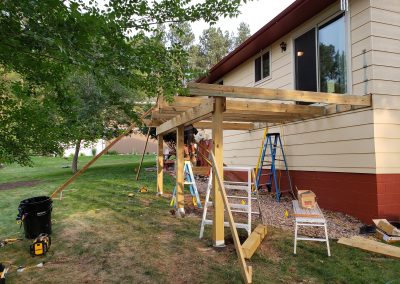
224 169 400 224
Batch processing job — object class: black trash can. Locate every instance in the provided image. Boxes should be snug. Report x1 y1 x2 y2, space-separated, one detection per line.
0 263 5 284
17 196 52 239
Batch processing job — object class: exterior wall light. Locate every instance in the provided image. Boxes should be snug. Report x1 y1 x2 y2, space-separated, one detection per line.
280 41 287 52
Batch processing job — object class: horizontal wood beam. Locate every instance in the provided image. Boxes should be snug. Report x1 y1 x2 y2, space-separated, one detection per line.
226 100 326 116
222 115 299 123
193 121 253 130
143 118 164 127
160 96 208 108
156 98 215 135
225 109 313 118
188 83 372 106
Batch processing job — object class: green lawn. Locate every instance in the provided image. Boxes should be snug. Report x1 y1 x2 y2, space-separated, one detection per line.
0 155 399 283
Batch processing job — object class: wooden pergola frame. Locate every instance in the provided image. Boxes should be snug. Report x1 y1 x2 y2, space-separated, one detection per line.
143 82 372 283
145 82 372 245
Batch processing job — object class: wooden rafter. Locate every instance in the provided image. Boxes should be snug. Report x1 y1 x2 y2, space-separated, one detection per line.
226 100 326 116
188 83 372 106
156 98 215 135
194 121 253 130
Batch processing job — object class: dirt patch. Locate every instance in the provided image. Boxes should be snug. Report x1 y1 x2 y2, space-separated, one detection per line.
0 180 41 191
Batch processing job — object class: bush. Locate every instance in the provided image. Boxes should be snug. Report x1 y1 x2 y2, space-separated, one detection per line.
107 150 119 155
91 148 97 156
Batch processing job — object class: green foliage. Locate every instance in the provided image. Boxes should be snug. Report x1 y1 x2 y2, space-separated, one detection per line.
196 26 233 70
0 0 250 166
234 22 251 48
0 70 65 165
188 22 251 72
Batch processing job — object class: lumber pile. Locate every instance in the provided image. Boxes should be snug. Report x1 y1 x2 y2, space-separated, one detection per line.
372 219 400 243
338 236 400 259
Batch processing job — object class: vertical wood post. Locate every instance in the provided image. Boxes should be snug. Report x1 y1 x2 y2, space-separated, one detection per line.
176 125 185 216
157 134 164 195
212 97 225 247
135 127 151 181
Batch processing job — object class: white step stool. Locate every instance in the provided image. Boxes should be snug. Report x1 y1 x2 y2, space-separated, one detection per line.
292 200 330 256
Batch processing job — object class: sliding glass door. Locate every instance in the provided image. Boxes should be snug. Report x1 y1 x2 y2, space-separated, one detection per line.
295 28 317 92
294 13 347 94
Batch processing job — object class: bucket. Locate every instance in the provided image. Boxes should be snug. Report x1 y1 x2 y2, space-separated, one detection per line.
17 196 52 239
0 263 5 284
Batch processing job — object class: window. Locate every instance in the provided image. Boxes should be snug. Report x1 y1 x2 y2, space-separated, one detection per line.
255 51 270 82
318 14 347 93
294 13 347 95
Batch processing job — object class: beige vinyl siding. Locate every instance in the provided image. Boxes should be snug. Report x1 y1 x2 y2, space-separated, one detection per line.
367 1 400 173
220 0 382 174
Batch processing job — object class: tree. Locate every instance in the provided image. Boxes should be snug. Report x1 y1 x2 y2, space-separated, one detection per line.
193 26 233 71
167 23 195 51
234 22 251 48
0 69 65 165
0 0 250 166
60 70 142 173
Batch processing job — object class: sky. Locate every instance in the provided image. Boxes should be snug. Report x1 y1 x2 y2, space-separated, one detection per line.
191 0 296 40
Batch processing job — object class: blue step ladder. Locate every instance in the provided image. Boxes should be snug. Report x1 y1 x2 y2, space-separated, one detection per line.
255 133 293 201
170 161 202 208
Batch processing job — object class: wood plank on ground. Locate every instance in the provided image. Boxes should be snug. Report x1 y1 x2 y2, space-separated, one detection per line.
242 224 268 259
338 236 400 259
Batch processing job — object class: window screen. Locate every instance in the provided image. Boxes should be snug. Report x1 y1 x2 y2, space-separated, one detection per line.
255 57 261 82
262 52 270 78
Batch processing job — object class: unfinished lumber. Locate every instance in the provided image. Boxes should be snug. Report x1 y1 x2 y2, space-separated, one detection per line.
156 98 215 135
212 97 225 247
176 125 185 216
373 219 400 237
157 134 163 195
210 152 252 284
188 83 372 106
193 121 253 130
226 100 326 116
51 124 136 199
338 236 400 259
242 224 268 259
135 127 151 181
160 96 207 108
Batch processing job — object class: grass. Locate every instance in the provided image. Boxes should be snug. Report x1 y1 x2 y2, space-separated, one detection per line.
0 155 399 283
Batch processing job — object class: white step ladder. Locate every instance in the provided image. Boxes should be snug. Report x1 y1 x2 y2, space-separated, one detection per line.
199 166 259 238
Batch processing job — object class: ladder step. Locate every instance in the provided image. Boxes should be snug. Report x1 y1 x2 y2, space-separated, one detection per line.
225 185 248 190
203 220 250 230
227 196 257 200
224 181 253 185
231 210 260 214
260 173 273 176
205 202 253 211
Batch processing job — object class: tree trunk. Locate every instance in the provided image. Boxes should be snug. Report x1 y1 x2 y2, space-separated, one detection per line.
71 140 81 174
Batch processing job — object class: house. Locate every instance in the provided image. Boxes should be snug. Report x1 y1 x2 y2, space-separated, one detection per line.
194 0 400 223
63 133 160 157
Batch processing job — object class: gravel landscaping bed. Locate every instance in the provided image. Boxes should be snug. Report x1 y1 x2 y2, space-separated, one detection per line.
195 175 364 239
